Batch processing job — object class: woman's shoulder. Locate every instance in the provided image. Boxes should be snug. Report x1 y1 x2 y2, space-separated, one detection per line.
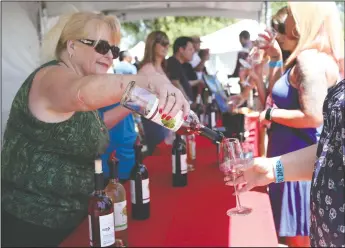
290 50 338 87
138 63 155 74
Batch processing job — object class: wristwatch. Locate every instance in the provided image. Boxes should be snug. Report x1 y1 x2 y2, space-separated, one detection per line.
265 108 275 121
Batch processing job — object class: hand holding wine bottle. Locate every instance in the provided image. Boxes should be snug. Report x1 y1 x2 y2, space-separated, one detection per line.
124 78 190 122
121 82 224 144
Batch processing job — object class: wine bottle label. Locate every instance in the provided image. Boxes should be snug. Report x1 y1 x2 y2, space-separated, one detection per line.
114 201 128 231
200 114 204 124
130 181 136 204
142 178 150 204
172 154 187 174
211 112 216 128
204 114 209 125
130 179 150 204
145 98 184 132
88 215 93 247
99 213 116 247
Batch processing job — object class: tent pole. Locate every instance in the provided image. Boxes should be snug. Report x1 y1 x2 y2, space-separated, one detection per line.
37 1 47 46
265 1 271 27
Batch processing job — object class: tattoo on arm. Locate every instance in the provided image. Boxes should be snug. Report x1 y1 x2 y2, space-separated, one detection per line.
294 51 328 119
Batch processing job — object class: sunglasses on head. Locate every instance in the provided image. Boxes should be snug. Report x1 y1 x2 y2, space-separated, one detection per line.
78 39 120 59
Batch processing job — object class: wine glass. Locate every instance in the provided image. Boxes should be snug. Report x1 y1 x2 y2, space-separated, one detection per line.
219 138 252 216
242 141 255 159
239 28 277 70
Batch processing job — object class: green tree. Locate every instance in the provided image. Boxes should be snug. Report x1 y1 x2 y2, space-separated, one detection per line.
270 1 287 16
121 16 236 52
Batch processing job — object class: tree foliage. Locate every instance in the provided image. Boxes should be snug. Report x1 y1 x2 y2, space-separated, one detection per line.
270 1 288 16
121 16 236 50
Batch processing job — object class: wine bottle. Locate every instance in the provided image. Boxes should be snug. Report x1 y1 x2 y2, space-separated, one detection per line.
211 93 219 124
172 134 188 187
194 94 205 125
130 137 150 220
186 134 196 171
120 81 224 144
88 158 116 247
105 151 128 247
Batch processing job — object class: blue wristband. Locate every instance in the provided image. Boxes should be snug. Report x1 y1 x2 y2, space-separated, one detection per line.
273 160 285 183
269 60 283 68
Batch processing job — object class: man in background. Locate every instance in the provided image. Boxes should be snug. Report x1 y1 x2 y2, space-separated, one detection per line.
189 36 209 80
229 30 252 78
114 50 137 75
167 36 204 102
133 56 140 71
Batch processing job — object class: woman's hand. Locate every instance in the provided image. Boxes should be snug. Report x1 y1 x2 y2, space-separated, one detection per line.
257 29 282 60
224 157 275 194
149 74 190 119
228 94 245 111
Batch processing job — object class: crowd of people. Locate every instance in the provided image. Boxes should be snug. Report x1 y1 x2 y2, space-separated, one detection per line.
1 1 344 247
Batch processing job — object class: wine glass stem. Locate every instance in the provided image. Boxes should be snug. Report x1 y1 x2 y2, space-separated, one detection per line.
232 173 242 210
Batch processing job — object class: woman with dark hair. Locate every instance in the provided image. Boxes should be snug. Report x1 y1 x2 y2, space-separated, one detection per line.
138 31 173 154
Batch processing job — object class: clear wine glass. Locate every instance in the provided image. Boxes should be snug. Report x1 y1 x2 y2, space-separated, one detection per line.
219 138 252 216
239 28 277 70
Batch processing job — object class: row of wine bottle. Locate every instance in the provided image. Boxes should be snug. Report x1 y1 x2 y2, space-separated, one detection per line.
88 132 200 247
88 138 149 247
194 93 218 130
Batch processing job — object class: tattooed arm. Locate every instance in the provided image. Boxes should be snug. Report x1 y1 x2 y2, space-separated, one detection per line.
269 50 332 128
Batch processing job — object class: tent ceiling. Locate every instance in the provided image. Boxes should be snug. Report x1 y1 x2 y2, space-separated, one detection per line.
40 1 263 21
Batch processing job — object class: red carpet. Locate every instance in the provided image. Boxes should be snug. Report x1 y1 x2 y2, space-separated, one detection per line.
60 136 277 247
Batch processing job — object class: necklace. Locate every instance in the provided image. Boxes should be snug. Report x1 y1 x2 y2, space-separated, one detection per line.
92 110 105 132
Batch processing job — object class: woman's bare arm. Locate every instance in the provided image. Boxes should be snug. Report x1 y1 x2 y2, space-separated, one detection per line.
272 144 317 182
270 50 333 128
36 65 150 113
101 106 132 129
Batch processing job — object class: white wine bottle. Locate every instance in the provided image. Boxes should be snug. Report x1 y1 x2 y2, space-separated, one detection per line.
105 151 128 247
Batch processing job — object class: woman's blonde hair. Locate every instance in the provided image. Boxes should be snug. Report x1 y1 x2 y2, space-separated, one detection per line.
41 12 121 63
141 31 169 72
285 2 344 74
271 6 288 27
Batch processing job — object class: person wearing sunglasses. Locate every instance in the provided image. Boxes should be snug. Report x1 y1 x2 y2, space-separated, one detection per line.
229 2 343 247
139 31 174 154
1 12 190 247
271 6 291 64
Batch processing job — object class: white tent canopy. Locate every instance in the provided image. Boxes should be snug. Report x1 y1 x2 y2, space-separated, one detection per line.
128 41 146 62
1 1 264 139
200 19 265 76
42 1 263 22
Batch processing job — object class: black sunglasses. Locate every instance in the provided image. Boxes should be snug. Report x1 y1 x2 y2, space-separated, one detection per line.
156 39 170 47
272 22 286 35
78 39 120 59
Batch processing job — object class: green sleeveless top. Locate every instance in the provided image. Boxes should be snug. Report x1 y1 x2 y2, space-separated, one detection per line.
1 61 109 229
